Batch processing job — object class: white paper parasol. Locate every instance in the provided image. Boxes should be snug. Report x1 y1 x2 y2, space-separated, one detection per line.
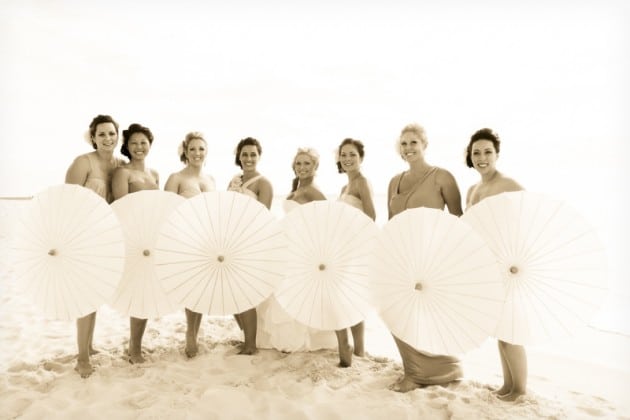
461 191 608 345
109 190 185 318
369 207 505 355
9 184 125 320
274 200 379 330
154 191 285 315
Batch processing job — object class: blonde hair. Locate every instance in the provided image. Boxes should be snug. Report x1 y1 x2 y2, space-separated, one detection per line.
291 147 320 192
397 123 428 154
292 147 320 170
179 131 206 163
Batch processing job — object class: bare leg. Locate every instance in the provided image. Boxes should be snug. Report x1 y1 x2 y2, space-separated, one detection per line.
350 321 365 357
87 312 99 355
75 312 95 378
129 317 148 364
335 329 353 367
493 340 512 396
185 308 203 358
390 335 462 392
497 341 527 401
237 308 257 355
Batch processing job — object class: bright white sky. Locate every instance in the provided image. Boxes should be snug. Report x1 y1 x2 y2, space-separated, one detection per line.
1 1 629 301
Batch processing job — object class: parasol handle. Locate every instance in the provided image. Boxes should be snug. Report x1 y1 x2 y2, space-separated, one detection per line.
48 249 57 256
218 255 225 262
318 263 326 271
143 249 151 257
509 266 519 274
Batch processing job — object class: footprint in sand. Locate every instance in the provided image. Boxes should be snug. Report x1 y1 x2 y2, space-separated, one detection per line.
42 361 66 373
576 406 609 417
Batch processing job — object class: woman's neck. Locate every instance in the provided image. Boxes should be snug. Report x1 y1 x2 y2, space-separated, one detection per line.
128 159 146 171
346 170 361 182
297 176 314 188
94 148 114 162
184 164 203 176
481 169 499 184
407 159 430 174
242 170 260 182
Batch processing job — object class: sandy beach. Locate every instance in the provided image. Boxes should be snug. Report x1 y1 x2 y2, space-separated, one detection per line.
1 197 629 419
1 261 629 419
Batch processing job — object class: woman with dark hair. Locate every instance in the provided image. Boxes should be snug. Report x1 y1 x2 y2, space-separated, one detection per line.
227 137 273 354
386 123 464 392
334 137 376 367
111 123 159 364
164 131 216 358
112 123 159 199
65 114 125 377
465 128 526 402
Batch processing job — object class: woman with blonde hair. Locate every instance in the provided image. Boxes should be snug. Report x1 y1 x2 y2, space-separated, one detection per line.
256 147 338 353
386 123 464 392
164 132 216 357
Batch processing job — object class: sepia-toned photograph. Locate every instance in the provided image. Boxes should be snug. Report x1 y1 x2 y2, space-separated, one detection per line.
1 1 628 418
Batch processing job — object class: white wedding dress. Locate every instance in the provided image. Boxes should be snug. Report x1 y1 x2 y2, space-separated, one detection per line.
256 199 337 352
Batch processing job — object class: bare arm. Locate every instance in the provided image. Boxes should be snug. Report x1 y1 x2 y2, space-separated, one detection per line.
151 169 160 189
386 175 399 220
356 177 376 221
65 155 89 186
256 178 274 210
111 167 129 201
437 169 463 217
164 173 180 194
465 184 475 210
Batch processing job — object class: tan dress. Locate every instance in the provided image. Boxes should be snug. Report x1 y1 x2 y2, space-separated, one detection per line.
82 153 125 204
387 167 463 385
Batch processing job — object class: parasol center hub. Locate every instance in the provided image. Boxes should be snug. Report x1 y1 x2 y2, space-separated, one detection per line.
509 266 519 274
414 282 423 291
143 249 151 257
48 249 57 256
218 255 225 263
318 263 326 271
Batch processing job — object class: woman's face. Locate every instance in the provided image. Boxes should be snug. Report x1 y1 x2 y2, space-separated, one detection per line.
470 139 498 174
239 145 260 172
293 153 317 180
92 122 118 152
185 138 207 167
127 132 151 161
339 144 362 173
399 131 425 163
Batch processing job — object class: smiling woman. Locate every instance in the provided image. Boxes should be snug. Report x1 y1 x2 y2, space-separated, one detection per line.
64 114 127 378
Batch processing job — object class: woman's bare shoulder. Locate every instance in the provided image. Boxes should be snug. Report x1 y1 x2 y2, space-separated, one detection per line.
497 174 524 192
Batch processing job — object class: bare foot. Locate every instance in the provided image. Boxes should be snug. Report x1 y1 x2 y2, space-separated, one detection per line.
498 390 526 402
88 347 100 356
389 375 422 393
492 386 511 397
339 345 353 368
185 345 198 358
74 360 94 378
185 335 198 358
353 347 365 357
237 344 257 355
129 352 146 364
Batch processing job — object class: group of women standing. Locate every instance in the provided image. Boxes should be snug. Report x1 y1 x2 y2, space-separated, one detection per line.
64 114 527 402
